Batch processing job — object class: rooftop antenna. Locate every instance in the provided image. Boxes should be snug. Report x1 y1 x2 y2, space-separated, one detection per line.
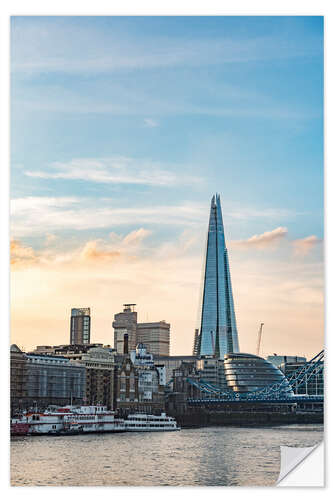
123 303 136 312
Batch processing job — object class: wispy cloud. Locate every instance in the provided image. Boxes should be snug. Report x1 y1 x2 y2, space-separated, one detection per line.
143 118 158 128
11 19 321 122
10 196 207 237
292 235 323 256
229 227 323 258
12 81 313 121
227 208 304 220
11 195 307 239
11 18 322 76
44 233 58 246
11 228 153 269
79 241 121 262
230 227 288 249
11 196 80 212
11 240 39 268
25 157 201 187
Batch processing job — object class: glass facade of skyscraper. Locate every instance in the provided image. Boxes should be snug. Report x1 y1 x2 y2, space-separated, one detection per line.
197 194 239 358
70 307 91 345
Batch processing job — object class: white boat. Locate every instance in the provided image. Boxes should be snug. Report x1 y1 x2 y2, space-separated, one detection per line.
124 412 180 431
11 407 180 435
11 405 126 435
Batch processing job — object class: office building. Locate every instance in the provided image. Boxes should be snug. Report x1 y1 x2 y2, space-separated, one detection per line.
10 344 27 414
130 343 154 367
153 355 197 384
13 350 86 410
112 304 170 356
267 355 306 368
26 353 86 407
279 360 324 396
115 336 165 414
196 357 228 389
223 353 292 394
137 321 170 356
72 346 116 409
192 328 200 356
130 344 166 386
113 304 137 354
195 194 239 358
70 307 91 345
11 344 86 412
34 343 104 360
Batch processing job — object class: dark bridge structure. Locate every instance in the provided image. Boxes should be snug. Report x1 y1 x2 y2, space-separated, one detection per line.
186 350 324 407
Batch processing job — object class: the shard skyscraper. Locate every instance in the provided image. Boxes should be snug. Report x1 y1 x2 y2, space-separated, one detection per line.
194 194 240 359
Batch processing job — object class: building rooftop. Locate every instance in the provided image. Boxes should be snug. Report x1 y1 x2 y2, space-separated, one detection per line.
154 355 197 360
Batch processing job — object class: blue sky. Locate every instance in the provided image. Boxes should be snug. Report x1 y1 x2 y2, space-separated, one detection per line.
10 16 324 356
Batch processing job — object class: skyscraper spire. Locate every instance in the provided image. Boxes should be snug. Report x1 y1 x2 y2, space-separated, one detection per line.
195 194 239 358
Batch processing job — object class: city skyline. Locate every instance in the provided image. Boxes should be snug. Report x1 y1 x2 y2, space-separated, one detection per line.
10 16 323 359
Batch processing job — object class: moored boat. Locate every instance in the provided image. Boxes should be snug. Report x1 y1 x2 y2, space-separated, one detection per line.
11 405 126 435
124 412 180 432
11 407 180 435
10 421 30 436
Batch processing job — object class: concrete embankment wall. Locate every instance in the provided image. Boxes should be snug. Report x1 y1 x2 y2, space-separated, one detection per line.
174 411 323 428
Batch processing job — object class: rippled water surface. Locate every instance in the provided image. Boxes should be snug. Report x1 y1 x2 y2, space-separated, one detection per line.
11 424 323 486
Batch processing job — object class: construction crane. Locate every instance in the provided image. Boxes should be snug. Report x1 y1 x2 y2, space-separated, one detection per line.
256 323 264 356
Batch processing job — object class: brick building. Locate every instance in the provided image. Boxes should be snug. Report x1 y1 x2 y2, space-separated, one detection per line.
115 335 165 415
10 345 86 412
73 346 116 409
10 344 27 414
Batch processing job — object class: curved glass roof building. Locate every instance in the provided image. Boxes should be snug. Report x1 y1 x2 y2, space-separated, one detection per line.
224 353 293 395
195 194 239 359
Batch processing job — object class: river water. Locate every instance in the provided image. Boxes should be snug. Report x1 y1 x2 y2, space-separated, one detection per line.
11 424 323 487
